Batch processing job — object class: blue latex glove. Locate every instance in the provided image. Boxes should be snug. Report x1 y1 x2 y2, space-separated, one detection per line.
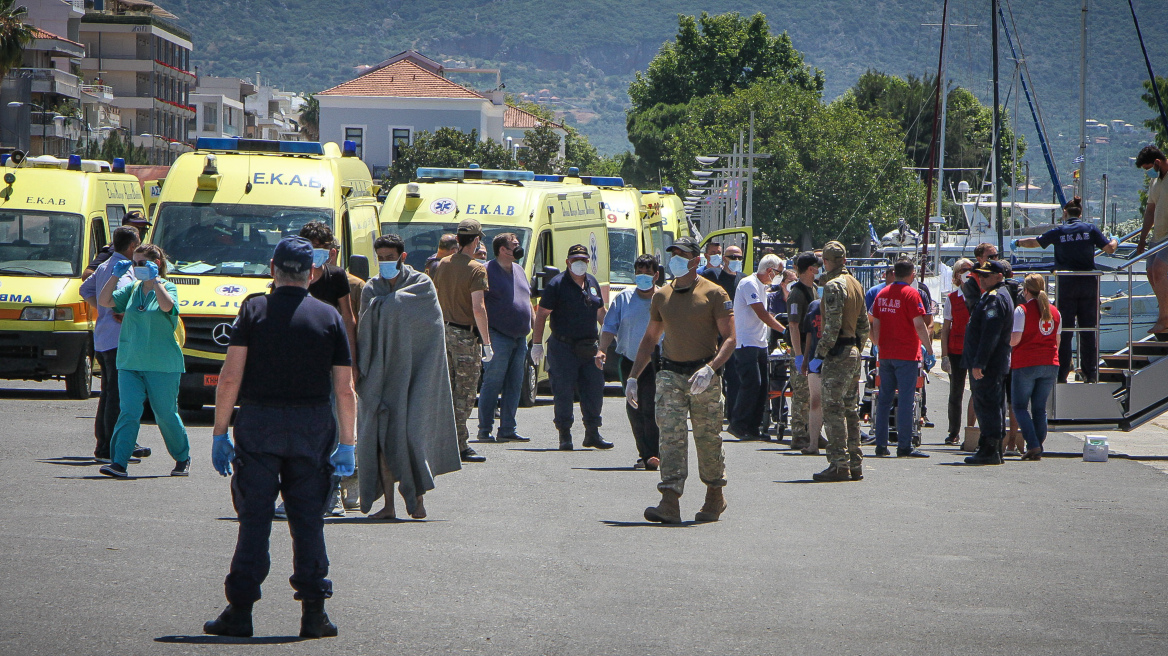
211 432 235 477
145 260 159 279
112 258 133 277
808 358 823 374
1010 239 1020 249
330 443 355 477
794 354 804 372
922 346 936 371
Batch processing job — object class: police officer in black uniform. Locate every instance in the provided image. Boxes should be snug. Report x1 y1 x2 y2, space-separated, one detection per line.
203 236 356 639
1014 196 1117 383
962 259 1014 465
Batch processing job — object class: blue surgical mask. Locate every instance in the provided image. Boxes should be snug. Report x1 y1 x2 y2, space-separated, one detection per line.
1149 166 1161 179
379 260 400 279
728 259 743 274
669 255 691 277
133 266 152 280
635 274 655 291
312 248 329 268
708 254 723 268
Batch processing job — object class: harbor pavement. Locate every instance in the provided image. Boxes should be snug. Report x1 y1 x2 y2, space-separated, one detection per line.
1 374 1167 655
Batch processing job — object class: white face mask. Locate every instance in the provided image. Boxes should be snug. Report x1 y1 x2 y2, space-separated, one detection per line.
668 255 692 277
728 259 743 274
708 254 723 268
960 271 971 283
570 260 588 276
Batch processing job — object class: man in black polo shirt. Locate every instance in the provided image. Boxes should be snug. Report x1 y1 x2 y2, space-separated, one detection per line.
703 244 745 420
531 244 611 451
203 236 356 640
1014 197 1117 383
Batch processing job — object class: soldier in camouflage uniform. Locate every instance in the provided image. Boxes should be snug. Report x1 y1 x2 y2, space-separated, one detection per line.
812 241 870 482
627 237 737 524
785 252 820 452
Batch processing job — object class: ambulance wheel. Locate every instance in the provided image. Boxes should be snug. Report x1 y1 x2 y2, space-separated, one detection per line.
65 353 92 400
519 358 537 408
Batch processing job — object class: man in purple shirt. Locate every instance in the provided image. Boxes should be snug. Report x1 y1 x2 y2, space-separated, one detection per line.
477 232 534 442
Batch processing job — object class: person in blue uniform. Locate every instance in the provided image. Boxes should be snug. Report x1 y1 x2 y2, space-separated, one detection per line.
1014 196 1117 383
962 259 1015 465
203 236 357 640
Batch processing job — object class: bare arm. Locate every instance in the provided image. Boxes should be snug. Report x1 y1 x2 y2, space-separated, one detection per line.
789 322 803 357
1103 238 1118 255
339 295 359 363
749 302 785 333
870 316 881 346
532 306 552 344
596 305 607 330
1016 237 1041 248
1137 202 1156 254
630 320 665 378
940 319 952 357
710 315 737 370
213 346 247 434
149 280 174 313
913 315 932 350
471 289 490 346
332 365 357 446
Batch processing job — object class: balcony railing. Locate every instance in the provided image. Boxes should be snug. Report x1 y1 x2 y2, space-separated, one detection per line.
8 68 80 99
80 84 114 99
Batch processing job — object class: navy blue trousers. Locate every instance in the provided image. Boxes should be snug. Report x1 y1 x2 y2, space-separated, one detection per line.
547 336 604 430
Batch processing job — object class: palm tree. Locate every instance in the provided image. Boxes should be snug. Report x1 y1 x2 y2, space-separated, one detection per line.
299 94 319 141
0 0 32 80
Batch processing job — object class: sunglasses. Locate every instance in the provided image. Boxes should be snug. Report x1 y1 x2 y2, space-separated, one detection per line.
725 255 743 261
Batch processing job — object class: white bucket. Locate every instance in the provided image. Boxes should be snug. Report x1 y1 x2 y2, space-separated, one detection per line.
1083 435 1109 462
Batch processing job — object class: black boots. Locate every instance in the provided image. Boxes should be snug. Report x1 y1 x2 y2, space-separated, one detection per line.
582 426 613 449
203 603 253 638
300 599 338 639
964 438 1004 465
558 427 573 451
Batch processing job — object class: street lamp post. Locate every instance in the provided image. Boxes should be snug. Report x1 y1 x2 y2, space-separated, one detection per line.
8 100 50 155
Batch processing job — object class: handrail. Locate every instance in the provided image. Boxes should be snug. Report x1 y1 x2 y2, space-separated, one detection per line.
1112 236 1168 271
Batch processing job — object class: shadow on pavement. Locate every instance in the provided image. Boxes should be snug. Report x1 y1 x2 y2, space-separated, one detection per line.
571 466 637 472
38 457 100 467
774 479 819 484
155 635 305 645
0 388 78 400
508 448 572 452
600 520 694 528
57 474 170 480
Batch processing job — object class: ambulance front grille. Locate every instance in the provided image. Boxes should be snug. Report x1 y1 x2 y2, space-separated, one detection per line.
182 317 232 355
169 277 200 285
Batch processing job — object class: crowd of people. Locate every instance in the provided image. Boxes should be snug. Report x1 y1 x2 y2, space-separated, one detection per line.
68 146 1168 637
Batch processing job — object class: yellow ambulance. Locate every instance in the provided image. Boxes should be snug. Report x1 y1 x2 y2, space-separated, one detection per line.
149 138 380 409
591 181 664 295
655 187 690 248
0 153 144 398
379 166 610 405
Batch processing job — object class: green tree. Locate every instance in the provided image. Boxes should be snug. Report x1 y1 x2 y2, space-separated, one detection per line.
626 11 825 179
563 126 599 173
0 0 31 80
389 127 518 184
299 93 319 141
1142 76 1167 149
522 122 561 174
667 80 924 248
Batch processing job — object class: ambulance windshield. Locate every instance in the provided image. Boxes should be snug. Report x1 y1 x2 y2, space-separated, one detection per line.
385 223 531 272
607 228 638 285
0 211 83 277
154 203 333 276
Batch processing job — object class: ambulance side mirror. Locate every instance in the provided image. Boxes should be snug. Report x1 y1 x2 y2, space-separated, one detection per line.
348 254 370 281
531 265 560 298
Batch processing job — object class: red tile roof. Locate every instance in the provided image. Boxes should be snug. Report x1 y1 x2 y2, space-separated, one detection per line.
318 60 484 99
29 27 84 49
504 104 563 130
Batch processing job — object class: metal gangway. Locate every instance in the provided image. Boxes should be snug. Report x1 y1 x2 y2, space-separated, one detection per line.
1049 235 1168 431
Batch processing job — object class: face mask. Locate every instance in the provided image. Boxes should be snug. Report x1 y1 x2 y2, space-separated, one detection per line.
708 254 723 268
960 271 971 283
511 245 525 260
728 259 743 274
699 255 708 269
570 260 588 276
379 260 400 279
669 255 692 277
133 266 152 280
312 249 329 268
1149 165 1161 179
635 274 655 291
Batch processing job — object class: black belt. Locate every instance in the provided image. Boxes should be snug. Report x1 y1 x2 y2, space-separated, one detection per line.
553 333 598 344
445 322 472 331
660 357 711 376
835 336 860 347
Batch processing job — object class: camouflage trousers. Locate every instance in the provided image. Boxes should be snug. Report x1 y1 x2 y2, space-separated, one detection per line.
821 346 863 469
789 367 810 446
655 369 727 496
445 324 480 452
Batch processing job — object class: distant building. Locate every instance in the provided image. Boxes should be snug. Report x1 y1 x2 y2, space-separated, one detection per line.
0 26 85 155
503 104 566 160
79 0 194 164
189 76 254 141
244 75 302 141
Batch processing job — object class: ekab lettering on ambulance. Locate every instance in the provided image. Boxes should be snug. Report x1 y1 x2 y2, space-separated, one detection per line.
464 204 516 216
252 172 323 188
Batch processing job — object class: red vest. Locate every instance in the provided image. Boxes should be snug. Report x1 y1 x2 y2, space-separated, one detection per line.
1012 298 1061 369
947 290 970 355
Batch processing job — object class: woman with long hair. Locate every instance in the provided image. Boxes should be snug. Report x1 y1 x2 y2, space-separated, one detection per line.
96 243 190 478
1009 273 1061 460
940 258 975 445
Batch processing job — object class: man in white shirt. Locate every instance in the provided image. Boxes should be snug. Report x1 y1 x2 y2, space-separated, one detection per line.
727 254 787 441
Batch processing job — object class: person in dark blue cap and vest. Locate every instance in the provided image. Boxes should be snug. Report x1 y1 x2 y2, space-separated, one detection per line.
962 258 1014 465
203 236 357 639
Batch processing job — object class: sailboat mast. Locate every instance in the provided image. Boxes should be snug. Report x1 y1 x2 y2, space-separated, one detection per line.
921 0 949 272
993 0 1003 253
1079 0 1088 209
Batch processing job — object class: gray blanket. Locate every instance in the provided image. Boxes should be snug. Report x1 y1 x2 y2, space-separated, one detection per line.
356 265 461 515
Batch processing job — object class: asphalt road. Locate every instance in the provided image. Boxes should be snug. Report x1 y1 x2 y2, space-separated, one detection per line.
2 375 1167 655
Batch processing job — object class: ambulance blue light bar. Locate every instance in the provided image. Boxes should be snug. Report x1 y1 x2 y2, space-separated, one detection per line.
533 174 563 182
416 167 535 181
195 137 325 155
580 176 625 187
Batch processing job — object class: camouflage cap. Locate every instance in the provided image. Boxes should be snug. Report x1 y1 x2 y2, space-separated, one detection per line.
822 241 847 262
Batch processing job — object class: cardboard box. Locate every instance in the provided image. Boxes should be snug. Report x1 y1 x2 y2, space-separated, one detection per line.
962 426 980 452
1083 435 1109 462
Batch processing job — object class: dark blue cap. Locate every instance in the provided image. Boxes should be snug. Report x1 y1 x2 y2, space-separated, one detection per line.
272 236 313 273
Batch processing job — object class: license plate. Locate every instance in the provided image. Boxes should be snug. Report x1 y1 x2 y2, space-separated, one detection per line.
204 374 219 386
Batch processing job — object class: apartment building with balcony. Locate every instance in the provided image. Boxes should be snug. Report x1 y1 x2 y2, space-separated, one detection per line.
189 76 254 140
244 75 303 141
0 26 85 155
79 0 194 163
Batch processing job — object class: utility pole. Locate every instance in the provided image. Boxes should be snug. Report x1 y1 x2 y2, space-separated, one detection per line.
1079 0 1088 208
992 0 1004 253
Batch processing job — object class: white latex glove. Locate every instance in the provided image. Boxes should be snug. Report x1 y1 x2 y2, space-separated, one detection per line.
482 344 494 363
688 364 715 395
530 344 544 365
625 377 639 409
940 355 952 374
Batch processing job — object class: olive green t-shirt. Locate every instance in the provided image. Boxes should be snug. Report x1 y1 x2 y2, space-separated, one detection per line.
650 275 733 362
112 280 185 373
433 252 489 326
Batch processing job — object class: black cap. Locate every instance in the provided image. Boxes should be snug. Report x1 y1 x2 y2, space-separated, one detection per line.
567 244 589 259
972 259 1008 276
272 236 314 273
123 210 151 227
457 218 482 236
667 236 700 255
